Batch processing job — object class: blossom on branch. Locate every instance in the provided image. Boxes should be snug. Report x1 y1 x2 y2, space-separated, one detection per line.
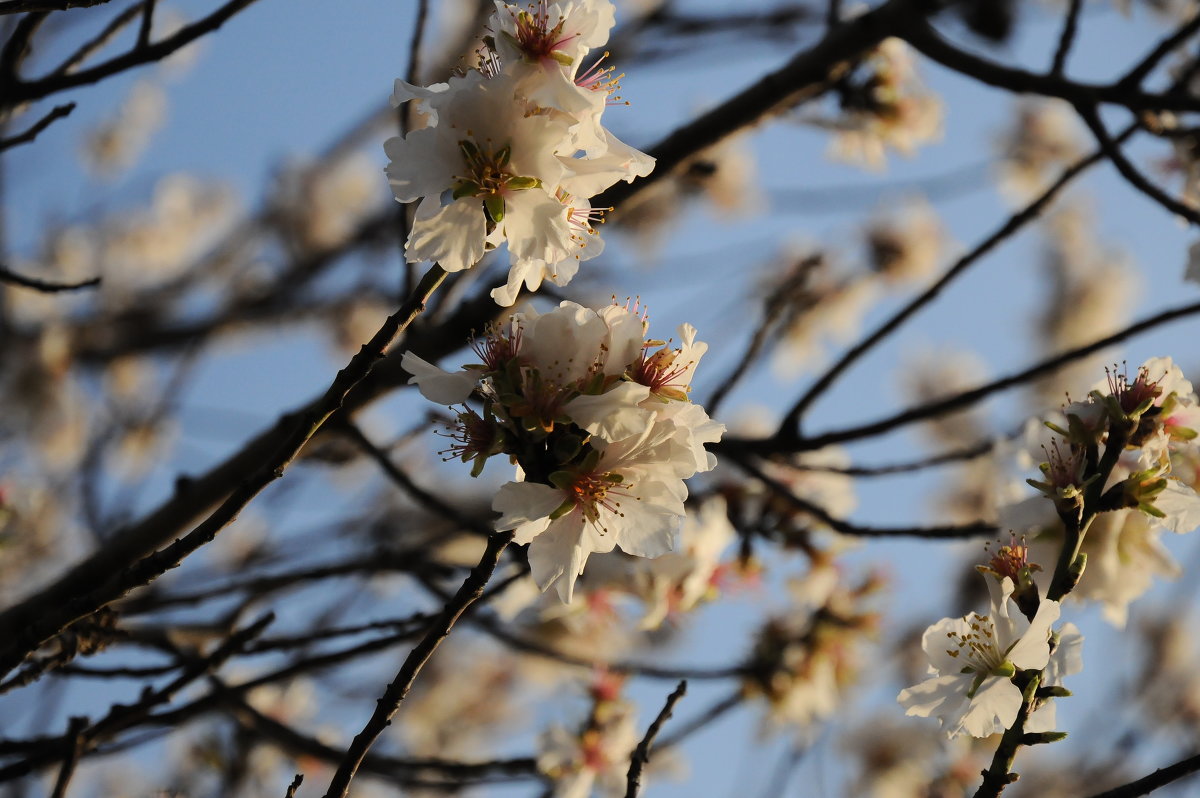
384 0 652 303
404 300 723 601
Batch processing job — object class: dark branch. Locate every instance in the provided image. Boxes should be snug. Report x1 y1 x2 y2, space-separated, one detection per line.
1087 751 1200 798
0 102 74 151
320 531 513 798
625 680 687 798
1075 102 1200 226
1049 0 1083 76
0 0 111 11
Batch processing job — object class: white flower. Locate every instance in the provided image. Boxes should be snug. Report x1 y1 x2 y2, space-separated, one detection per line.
385 70 575 273
493 419 690 602
898 577 1060 738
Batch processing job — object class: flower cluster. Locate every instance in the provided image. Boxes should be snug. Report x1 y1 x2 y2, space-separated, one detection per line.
403 300 723 601
385 0 653 305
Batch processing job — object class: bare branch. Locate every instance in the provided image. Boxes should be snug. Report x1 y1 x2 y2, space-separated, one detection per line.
625 680 687 798
0 101 74 151
1086 751 1200 798
320 530 514 798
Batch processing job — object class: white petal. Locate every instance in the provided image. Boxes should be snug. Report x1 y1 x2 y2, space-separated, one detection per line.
407 196 486 272
384 127 455 203
1151 479 1200 534
493 481 563 542
400 351 478 405
898 674 971 728
1005 599 1060 671
958 676 1023 738
921 616 973 675
504 190 574 265
564 382 654 441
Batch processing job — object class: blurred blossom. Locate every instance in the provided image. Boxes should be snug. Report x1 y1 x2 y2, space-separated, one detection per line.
820 38 943 171
615 133 761 254
82 79 167 178
635 494 737 629
1030 204 1139 404
841 714 948 798
1 329 88 470
766 248 879 376
539 691 640 798
1136 612 1200 731
277 152 383 252
898 344 990 449
1187 240 1200 285
0 475 70 602
744 568 879 735
399 641 520 759
995 99 1084 202
101 174 239 288
865 197 944 284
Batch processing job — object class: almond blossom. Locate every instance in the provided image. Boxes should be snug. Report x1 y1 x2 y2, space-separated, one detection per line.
403 300 723 602
898 576 1061 738
384 0 653 304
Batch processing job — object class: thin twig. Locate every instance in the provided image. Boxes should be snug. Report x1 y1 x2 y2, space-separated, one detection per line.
1049 0 1083 76
1086 752 1200 798
50 2 145 79
0 102 74 150
320 530 513 798
657 690 743 749
0 262 97 292
283 773 303 798
136 0 156 48
751 296 1200 456
1075 102 1200 225
729 454 996 539
0 0 111 11
1 0 264 108
778 125 1128 436
398 0 429 297
47 717 87 798
625 680 687 798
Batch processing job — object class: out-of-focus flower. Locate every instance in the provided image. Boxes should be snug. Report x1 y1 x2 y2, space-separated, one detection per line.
539 691 640 798
82 79 167 178
821 38 943 171
995 100 1084 202
635 494 736 628
278 153 382 251
865 197 944 284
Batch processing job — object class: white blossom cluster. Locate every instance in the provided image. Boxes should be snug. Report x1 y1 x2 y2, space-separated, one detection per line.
404 300 723 601
384 0 653 305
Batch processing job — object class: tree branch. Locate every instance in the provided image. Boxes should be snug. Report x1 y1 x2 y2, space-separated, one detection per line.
0 102 74 151
320 530 514 798
625 680 687 798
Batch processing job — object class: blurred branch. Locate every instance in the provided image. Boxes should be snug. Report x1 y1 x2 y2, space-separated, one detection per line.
0 0 112 12
0 260 96 291
0 613 273 784
1075 102 1200 226
0 101 73 150
900 16 1200 113
728 454 997 539
1087 751 1200 798
1 0 265 109
747 297 1200 456
624 680 687 798
1049 0 1082 76
777 128 1122 437
595 0 935 214
0 265 449 680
